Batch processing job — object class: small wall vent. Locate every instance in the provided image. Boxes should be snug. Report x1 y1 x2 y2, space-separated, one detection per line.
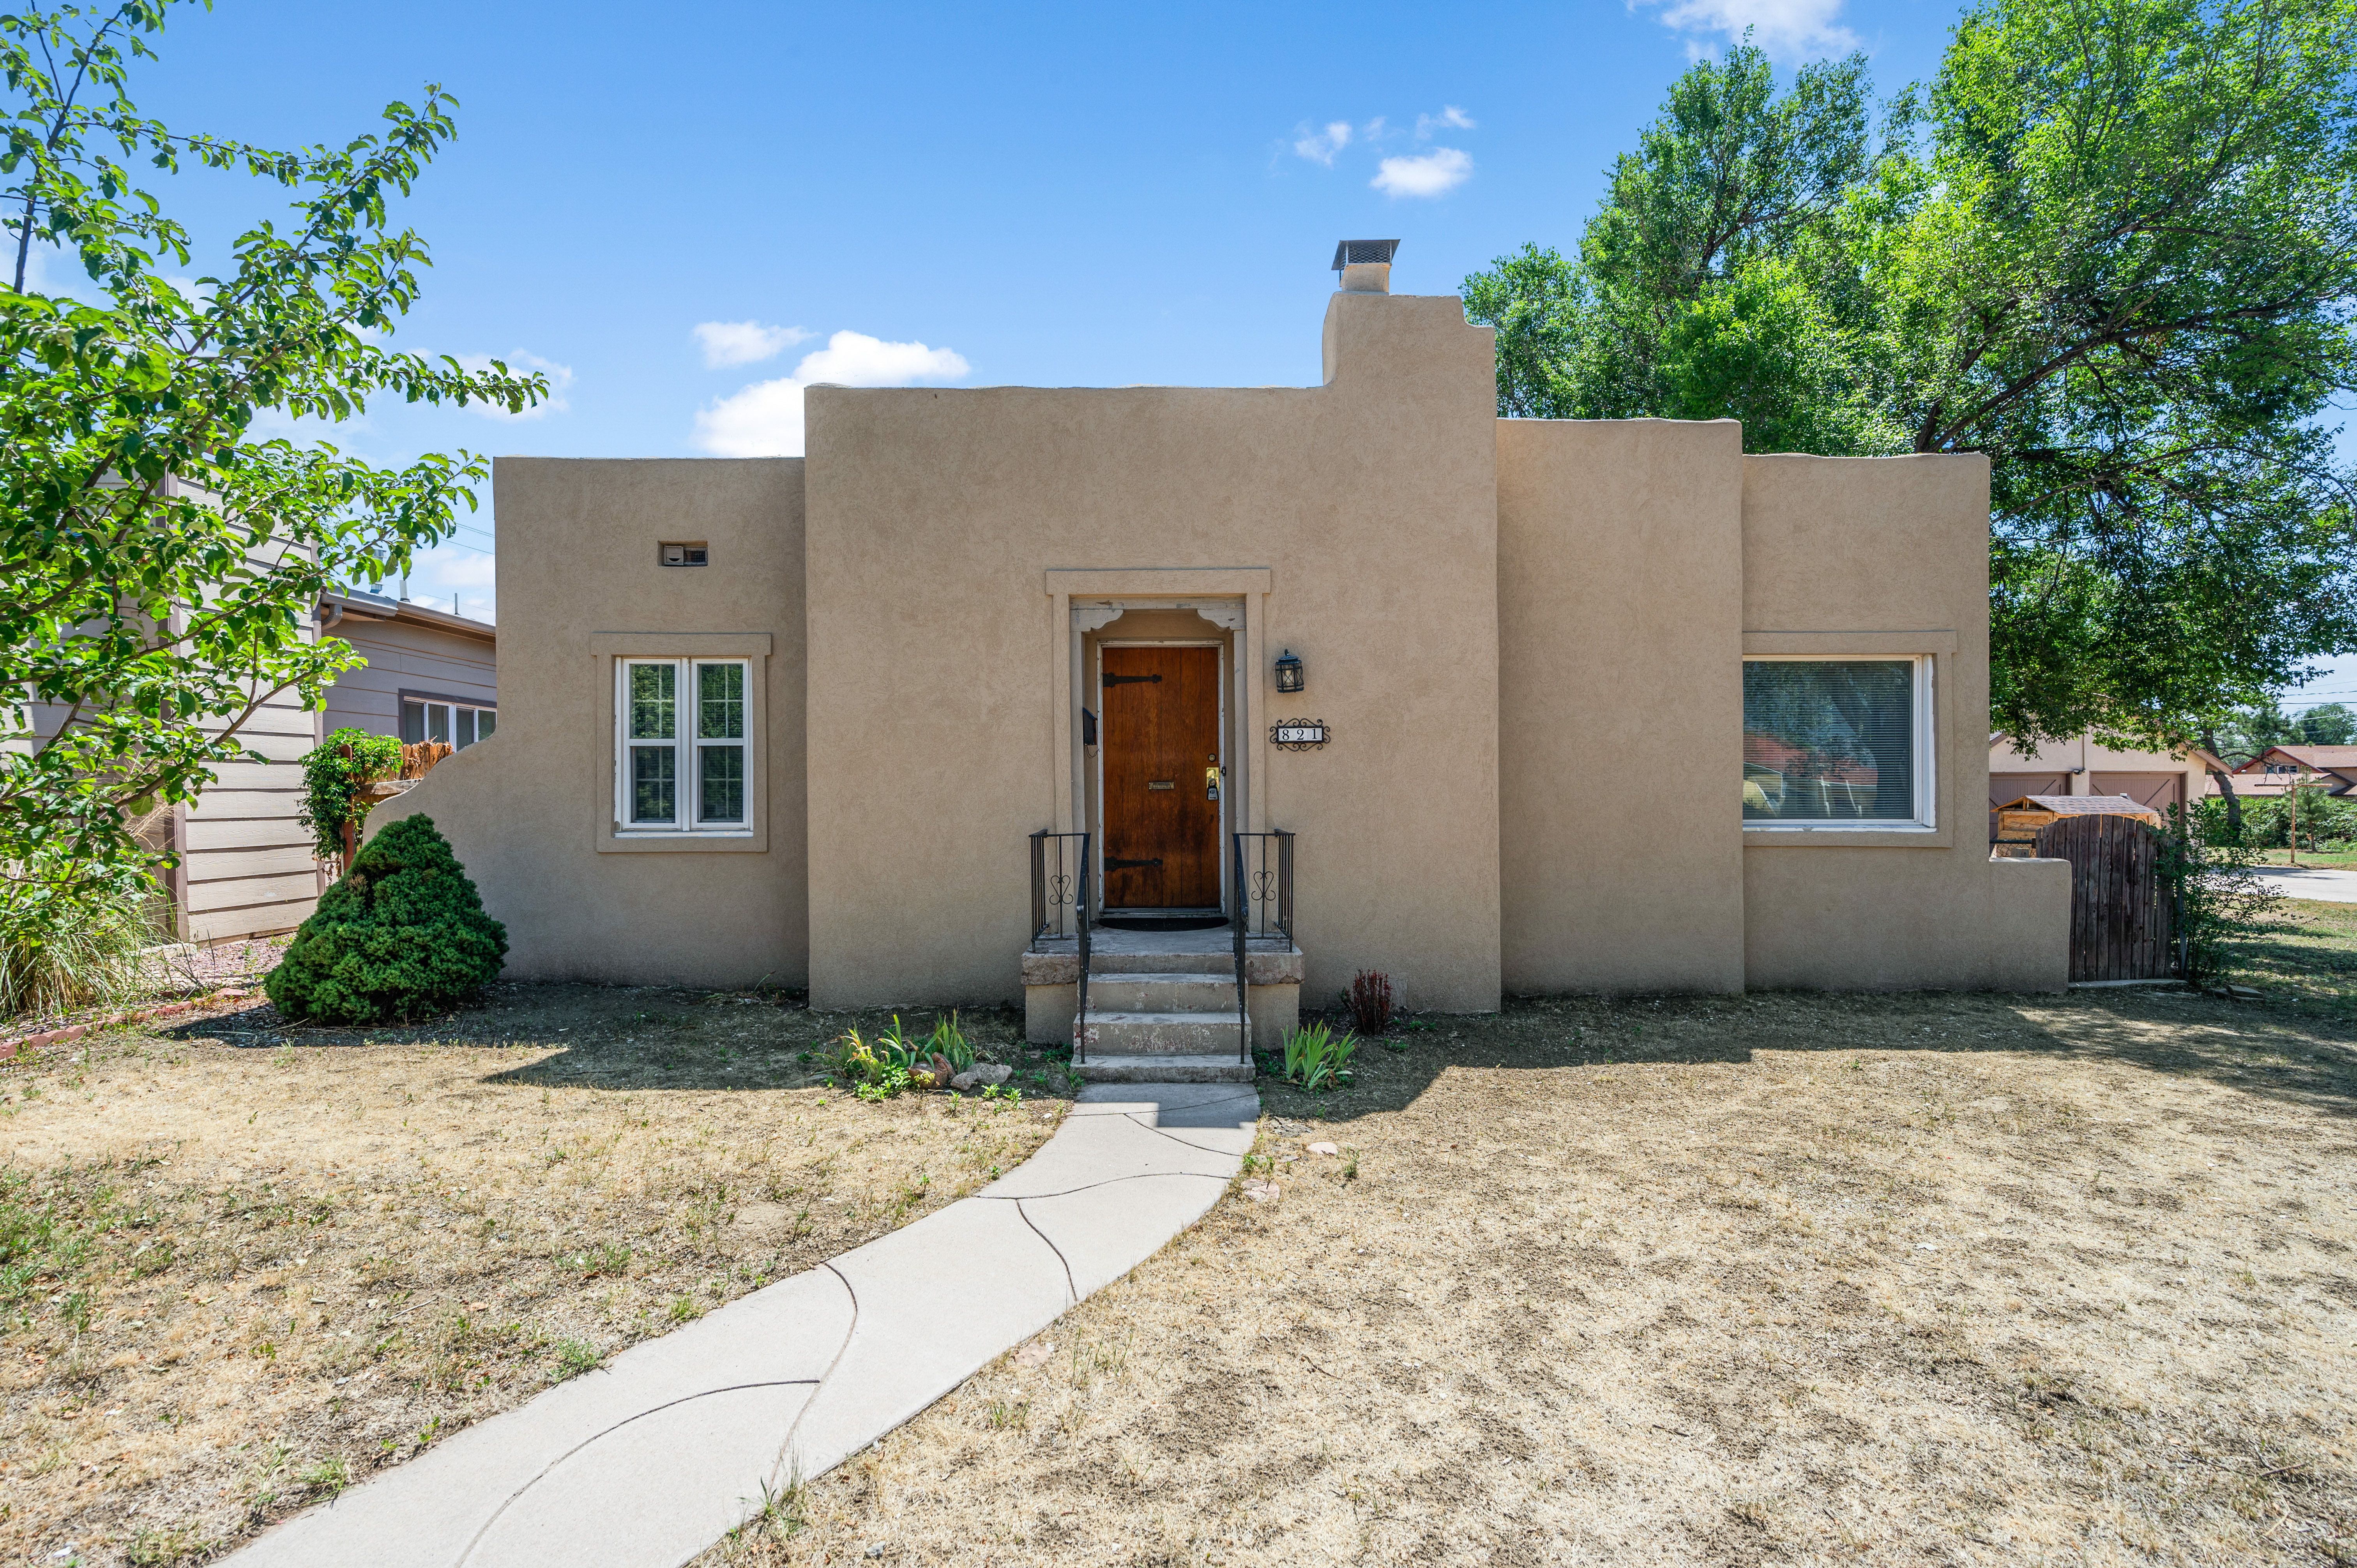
660 542 708 567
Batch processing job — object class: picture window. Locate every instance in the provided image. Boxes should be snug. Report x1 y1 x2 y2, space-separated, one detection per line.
401 697 497 749
1742 656 1934 830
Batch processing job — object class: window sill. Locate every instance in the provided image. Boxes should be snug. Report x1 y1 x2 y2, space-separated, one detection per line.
598 826 767 854
1744 824 1952 849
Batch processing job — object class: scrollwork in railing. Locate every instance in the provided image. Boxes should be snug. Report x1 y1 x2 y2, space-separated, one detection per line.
1232 830 1295 941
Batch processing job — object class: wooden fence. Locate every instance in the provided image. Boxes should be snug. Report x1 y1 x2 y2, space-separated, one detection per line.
2033 814 2178 982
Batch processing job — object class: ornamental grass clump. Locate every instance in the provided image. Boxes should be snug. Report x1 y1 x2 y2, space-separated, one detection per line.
0 854 165 1019
265 816 506 1024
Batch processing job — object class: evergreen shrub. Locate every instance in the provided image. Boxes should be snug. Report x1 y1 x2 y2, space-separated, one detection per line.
266 816 506 1024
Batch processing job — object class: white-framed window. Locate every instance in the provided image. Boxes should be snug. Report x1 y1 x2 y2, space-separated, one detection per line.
1742 655 1935 830
615 658 751 834
401 696 498 748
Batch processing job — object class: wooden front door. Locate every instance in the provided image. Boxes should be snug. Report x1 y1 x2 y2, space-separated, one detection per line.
1101 645 1221 909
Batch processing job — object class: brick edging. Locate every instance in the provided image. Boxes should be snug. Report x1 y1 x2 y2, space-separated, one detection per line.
0 993 252 1063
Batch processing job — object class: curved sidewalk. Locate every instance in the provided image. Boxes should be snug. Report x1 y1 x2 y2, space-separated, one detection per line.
224 1081 1260 1568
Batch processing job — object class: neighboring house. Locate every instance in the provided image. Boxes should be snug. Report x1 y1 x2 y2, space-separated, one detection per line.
371 246 2071 1052
164 592 496 943
1987 735 2224 839
66 477 324 945
318 591 499 749
2231 745 2357 797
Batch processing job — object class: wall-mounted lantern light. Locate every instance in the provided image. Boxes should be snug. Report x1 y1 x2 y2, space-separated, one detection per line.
1274 649 1305 693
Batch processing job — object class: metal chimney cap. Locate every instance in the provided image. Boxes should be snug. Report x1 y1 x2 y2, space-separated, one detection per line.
1331 239 1401 270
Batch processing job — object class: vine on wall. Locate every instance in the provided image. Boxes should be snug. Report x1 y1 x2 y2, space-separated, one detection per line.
298 729 404 869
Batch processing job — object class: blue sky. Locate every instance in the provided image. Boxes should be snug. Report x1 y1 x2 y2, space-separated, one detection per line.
29 0 2353 703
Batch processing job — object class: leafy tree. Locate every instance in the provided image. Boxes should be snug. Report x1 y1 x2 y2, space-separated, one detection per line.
2216 697 2299 759
2297 702 2356 746
1466 0 2357 752
0 2 541 959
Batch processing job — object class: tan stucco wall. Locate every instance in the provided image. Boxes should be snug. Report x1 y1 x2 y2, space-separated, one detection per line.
1737 455 2068 991
368 458 809 987
803 291 1504 1012
1496 419 1747 993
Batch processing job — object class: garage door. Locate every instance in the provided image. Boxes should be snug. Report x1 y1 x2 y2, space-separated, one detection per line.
1990 771 2069 841
2092 772 2185 821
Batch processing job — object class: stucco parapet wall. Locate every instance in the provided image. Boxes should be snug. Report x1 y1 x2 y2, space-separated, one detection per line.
1018 947 1304 987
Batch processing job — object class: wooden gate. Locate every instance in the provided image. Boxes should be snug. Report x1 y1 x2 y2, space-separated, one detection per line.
2033 814 2177 982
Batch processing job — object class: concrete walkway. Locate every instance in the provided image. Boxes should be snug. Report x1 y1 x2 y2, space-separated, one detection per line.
2249 865 2357 904
223 1082 1260 1568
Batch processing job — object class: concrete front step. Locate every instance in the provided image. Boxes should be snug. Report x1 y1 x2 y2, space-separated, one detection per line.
1087 972 1239 1013
1074 1053 1255 1084
1082 1010 1246 1055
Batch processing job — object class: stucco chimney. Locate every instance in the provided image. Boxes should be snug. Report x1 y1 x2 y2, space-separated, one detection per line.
1332 238 1400 294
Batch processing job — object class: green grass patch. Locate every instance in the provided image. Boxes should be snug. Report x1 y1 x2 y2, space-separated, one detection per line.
2217 897 2357 1021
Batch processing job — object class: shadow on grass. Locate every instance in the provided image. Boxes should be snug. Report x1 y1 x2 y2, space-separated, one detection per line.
2217 897 2357 1025
1258 987 2357 1128
155 983 1064 1098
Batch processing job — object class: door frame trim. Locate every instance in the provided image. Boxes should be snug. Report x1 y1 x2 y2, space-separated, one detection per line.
1046 581 1267 917
1094 638 1227 913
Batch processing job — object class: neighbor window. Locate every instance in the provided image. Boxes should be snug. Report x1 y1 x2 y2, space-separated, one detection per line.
1742 657 1933 828
401 697 498 749
615 658 751 833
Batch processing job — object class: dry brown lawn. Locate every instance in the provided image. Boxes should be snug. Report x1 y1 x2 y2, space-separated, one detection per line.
0 985 1066 1568
702 986 2357 1568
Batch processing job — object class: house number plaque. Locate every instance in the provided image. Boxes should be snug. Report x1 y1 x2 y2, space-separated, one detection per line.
1270 720 1330 751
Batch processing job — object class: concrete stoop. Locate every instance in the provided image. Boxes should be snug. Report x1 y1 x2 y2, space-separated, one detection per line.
1077 978 1255 1083
1026 927 1300 1079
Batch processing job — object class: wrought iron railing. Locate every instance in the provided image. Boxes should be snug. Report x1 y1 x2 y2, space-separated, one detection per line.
1030 830 1092 1063
1230 835 1250 1065
1233 830 1294 940
1228 831 1295 1066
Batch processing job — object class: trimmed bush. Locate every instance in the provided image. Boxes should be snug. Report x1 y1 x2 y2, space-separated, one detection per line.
266 816 507 1024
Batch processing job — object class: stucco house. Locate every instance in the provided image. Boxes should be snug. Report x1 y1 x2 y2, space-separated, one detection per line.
369 245 2068 1080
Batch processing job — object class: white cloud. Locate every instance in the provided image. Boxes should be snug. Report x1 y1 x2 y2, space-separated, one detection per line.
1372 147 1473 198
694 330 970 458
393 539 500 623
9 236 86 300
1293 120 1353 165
693 319 814 368
1640 0 1858 58
792 331 970 388
456 350 574 420
1415 106 1476 138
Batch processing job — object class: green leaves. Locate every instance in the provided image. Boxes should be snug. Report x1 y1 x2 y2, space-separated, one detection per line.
1465 0 2357 749
0 1 543 940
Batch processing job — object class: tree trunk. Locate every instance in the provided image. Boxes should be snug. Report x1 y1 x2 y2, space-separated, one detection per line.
2200 728 2242 838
